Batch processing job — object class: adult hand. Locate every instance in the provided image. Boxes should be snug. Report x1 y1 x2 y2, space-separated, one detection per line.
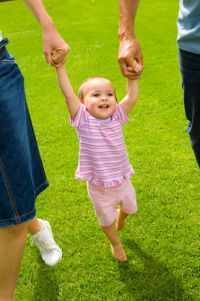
42 22 70 67
51 49 67 66
118 37 144 79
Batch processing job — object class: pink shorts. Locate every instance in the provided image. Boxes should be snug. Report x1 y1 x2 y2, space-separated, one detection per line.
87 179 137 227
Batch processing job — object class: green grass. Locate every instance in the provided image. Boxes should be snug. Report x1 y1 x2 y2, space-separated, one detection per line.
1 0 200 300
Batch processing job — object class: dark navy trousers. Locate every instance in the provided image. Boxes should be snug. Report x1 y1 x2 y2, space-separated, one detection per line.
179 49 200 167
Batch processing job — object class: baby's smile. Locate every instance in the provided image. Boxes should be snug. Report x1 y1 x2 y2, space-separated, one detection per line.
99 104 109 108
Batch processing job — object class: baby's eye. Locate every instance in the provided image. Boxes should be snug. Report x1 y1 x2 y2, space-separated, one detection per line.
93 93 100 97
108 93 114 96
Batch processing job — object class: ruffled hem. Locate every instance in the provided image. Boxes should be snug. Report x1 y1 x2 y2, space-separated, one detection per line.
75 171 134 187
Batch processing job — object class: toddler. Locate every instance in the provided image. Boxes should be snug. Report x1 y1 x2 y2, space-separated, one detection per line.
52 50 142 262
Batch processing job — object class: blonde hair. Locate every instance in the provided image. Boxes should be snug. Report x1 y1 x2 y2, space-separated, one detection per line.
78 76 117 101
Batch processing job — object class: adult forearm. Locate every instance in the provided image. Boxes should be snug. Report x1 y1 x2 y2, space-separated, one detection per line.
22 0 53 28
22 0 70 66
118 0 140 39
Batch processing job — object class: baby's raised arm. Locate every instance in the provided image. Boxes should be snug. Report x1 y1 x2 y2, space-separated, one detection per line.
120 62 142 115
52 50 80 119
120 79 139 115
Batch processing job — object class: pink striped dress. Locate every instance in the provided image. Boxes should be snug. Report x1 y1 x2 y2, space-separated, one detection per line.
70 103 134 187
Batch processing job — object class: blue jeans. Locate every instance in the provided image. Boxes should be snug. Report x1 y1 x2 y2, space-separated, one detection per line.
179 49 200 168
0 38 49 227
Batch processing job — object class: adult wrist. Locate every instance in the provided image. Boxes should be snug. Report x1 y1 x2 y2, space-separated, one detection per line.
40 15 54 30
118 30 135 41
118 23 135 40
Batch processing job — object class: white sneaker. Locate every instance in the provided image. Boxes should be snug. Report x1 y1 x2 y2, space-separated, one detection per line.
31 219 62 266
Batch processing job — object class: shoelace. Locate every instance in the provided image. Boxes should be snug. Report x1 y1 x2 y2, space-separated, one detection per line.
31 233 56 251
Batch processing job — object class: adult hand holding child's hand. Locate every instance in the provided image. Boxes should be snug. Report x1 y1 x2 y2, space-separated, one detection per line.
127 60 144 74
51 49 68 67
118 37 144 79
42 23 70 67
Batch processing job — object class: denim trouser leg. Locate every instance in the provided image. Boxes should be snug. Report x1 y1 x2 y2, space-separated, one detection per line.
0 38 49 227
179 49 200 167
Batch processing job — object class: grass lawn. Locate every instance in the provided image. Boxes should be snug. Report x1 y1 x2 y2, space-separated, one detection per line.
1 0 199 300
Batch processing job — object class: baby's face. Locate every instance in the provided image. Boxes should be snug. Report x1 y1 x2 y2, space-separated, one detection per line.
82 78 116 119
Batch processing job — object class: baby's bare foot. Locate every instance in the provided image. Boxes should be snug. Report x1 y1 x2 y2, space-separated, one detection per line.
116 209 126 231
111 243 127 262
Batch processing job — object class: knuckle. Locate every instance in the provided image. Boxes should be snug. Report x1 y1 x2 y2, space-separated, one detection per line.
118 57 122 63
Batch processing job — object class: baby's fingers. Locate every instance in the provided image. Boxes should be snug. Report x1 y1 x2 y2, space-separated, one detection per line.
52 49 68 65
128 62 144 73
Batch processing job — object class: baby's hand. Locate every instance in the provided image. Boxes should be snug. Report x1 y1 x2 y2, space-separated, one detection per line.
51 49 67 67
127 61 144 74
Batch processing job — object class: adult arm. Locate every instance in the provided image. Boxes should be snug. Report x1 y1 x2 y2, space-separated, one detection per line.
118 0 143 79
22 0 70 66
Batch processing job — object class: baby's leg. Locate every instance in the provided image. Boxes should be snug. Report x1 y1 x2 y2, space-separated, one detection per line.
101 222 127 262
116 210 129 231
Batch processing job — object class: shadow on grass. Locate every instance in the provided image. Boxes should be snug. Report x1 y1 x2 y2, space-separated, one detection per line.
118 239 188 301
32 263 59 301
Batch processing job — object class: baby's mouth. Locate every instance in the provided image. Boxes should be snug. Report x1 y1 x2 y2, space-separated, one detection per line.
99 104 109 108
